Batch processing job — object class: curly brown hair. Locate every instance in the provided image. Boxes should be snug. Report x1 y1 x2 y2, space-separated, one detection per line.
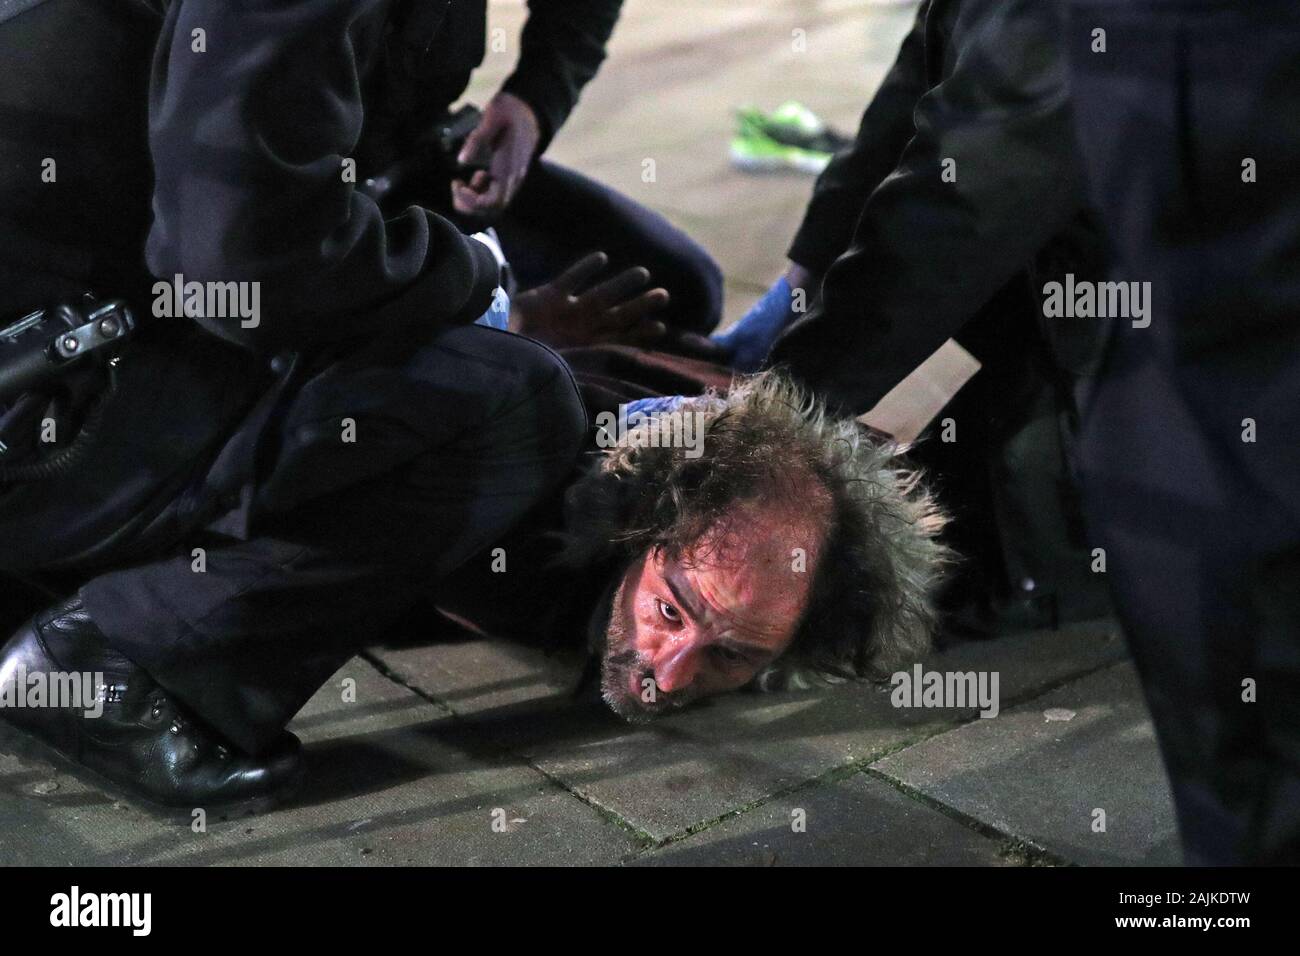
558 372 951 688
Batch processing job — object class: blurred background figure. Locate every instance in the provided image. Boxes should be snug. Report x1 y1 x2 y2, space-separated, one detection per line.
1064 0 1300 864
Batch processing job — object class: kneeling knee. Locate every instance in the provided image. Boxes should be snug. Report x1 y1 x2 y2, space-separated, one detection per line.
495 333 588 483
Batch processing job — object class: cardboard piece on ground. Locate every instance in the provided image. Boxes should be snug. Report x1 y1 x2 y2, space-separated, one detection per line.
858 339 981 443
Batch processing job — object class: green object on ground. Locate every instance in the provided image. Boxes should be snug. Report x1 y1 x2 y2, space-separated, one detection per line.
729 101 850 174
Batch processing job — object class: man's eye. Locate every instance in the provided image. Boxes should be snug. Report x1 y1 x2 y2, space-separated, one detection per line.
657 599 682 624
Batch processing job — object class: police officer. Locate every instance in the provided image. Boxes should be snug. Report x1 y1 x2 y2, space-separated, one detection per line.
767 0 1087 412
0 0 628 809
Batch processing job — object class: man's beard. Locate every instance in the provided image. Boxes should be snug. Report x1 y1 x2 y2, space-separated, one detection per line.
600 575 697 723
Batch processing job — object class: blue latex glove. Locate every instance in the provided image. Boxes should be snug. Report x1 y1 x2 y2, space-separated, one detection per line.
710 275 796 372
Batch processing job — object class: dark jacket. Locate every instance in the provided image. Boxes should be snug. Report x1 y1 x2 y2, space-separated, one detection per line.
1 0 622 347
770 0 1089 413
0 0 621 566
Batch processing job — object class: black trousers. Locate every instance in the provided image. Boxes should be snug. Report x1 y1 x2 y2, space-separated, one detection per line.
1066 0 1300 864
69 324 586 755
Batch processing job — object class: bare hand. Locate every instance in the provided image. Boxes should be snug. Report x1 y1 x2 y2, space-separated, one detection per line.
452 91 541 218
512 252 671 349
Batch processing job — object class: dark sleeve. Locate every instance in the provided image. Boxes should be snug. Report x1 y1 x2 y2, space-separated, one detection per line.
769 0 1087 414
787 0 934 275
499 0 625 152
144 0 500 353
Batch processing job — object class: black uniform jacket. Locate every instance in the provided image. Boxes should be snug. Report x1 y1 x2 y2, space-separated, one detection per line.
0 0 621 567
770 0 1089 414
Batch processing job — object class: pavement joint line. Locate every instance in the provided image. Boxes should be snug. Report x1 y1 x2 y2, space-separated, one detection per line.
629 654 1127 858
525 764 660 859
358 651 457 721
625 738 958 862
355 648 863 858
357 651 657 854
627 760 869 858
357 642 1123 862
860 766 1070 867
836 651 1134 867
643 705 985 847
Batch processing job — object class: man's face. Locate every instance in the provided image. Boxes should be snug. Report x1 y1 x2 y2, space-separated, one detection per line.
600 498 828 721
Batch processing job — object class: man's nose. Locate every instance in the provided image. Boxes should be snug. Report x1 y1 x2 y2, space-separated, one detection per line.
653 640 699 694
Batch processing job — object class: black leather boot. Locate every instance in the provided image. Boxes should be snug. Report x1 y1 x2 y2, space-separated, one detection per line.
0 594 303 813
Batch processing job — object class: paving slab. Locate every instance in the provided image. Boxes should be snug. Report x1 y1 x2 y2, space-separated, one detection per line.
0 659 639 866
371 619 1128 841
632 772 1014 866
873 662 1182 865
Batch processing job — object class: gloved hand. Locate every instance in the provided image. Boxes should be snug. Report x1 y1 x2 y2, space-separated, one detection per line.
710 275 798 372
